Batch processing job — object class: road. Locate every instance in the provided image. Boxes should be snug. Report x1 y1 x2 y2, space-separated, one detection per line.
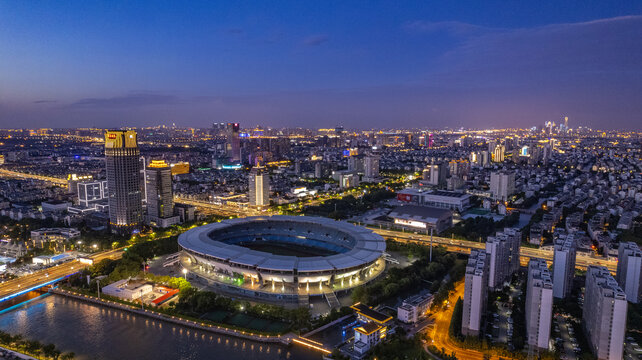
373 228 617 272
0 168 68 186
0 249 123 301
428 281 486 360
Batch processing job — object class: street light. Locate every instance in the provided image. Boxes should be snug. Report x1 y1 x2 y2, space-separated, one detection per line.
182 268 188 280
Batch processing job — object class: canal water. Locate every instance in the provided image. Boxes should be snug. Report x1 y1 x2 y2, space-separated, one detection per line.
0 293 321 360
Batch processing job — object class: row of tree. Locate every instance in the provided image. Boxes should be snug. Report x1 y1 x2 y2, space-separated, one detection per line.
0 330 74 360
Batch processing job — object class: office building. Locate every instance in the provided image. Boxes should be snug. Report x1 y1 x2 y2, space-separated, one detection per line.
525 259 553 350
105 130 143 235
145 160 179 228
226 123 241 162
462 250 489 336
617 242 642 303
583 266 627 360
552 236 577 299
490 171 515 201
249 166 270 206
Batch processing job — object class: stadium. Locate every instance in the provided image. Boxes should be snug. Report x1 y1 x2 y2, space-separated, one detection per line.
178 215 386 301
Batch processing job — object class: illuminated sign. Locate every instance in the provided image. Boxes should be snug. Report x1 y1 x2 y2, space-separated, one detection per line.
108 133 117 139
394 218 427 229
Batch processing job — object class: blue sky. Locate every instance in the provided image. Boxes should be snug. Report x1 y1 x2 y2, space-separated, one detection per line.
1 1 641 129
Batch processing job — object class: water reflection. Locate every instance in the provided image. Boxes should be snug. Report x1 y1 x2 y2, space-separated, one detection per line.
0 294 315 360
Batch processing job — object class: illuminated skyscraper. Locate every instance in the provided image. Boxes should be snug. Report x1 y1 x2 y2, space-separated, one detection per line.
249 166 270 206
105 130 143 235
145 160 179 228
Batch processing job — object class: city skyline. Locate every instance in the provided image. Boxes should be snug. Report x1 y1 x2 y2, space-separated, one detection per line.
1 1 642 130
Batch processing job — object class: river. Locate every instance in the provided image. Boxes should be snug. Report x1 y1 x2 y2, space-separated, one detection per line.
0 293 321 360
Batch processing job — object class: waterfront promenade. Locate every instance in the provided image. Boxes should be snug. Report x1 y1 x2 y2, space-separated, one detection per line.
49 288 331 355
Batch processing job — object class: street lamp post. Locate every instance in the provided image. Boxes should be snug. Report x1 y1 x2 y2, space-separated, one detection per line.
182 268 188 280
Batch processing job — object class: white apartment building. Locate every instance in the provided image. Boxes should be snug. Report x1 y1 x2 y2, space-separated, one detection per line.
397 292 433 323
462 250 489 336
616 242 642 303
485 228 521 289
583 266 627 360
525 259 553 350
552 236 577 299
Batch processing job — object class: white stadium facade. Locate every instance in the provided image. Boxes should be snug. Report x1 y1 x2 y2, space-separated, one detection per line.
178 216 386 301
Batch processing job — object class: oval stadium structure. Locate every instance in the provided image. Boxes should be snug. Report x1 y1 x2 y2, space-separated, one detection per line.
178 216 386 300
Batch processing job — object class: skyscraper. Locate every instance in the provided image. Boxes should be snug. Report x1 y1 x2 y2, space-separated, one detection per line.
490 171 515 201
617 242 642 303
249 166 270 206
105 130 143 235
226 123 241 162
552 235 577 299
525 259 553 350
492 144 505 162
583 266 627 360
462 250 489 336
145 160 179 228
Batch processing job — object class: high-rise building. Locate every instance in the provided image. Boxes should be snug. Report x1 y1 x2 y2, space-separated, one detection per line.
525 259 553 350
364 155 380 180
145 160 179 228
583 266 627 360
492 144 505 162
485 228 521 289
105 130 143 235
426 162 448 187
617 242 642 303
226 123 241 162
249 166 270 206
552 236 577 299
490 171 515 201
485 235 510 289
462 250 489 336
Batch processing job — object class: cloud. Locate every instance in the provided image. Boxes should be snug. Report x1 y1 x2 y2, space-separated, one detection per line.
303 34 329 46
33 100 57 104
68 93 178 108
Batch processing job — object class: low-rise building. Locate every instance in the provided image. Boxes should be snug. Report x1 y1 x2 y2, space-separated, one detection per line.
388 205 453 234
397 291 433 323
102 279 153 301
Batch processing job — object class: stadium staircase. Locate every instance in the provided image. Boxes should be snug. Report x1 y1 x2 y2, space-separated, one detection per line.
324 290 340 309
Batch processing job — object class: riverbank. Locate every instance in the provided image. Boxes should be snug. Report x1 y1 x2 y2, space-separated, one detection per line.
50 288 292 345
0 346 37 360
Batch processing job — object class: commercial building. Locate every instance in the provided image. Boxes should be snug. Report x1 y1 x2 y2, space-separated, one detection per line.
226 123 241 162
351 302 392 355
493 144 505 162
105 130 143 235
248 166 270 206
397 291 433 323
616 242 642 303
30 227 80 248
388 205 453 234
583 266 627 360
490 171 515 201
145 160 179 228
169 162 190 175
462 250 489 336
425 162 448 187
102 279 153 301
525 259 553 350
396 189 472 212
552 236 577 299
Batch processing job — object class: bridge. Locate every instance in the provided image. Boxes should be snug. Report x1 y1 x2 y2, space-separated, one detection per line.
0 249 123 303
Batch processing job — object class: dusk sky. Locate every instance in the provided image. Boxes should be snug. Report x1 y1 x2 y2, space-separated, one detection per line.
1 1 641 130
